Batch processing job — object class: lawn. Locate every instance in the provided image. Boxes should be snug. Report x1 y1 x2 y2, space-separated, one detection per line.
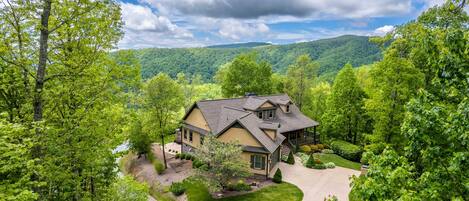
314 153 361 170
183 179 303 201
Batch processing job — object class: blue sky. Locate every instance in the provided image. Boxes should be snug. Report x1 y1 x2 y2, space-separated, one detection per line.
118 0 446 49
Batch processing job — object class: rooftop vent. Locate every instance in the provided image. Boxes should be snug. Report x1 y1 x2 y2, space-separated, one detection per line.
245 92 257 97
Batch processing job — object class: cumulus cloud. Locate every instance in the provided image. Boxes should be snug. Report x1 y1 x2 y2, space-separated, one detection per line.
145 0 412 19
374 25 395 35
218 20 269 40
119 3 194 48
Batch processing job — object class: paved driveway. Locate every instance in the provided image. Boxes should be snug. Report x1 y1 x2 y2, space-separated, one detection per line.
278 157 360 201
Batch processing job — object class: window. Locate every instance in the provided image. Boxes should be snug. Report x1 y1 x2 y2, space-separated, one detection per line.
183 129 187 139
250 155 265 170
258 112 263 119
189 131 193 142
200 136 204 145
286 105 290 112
257 109 275 120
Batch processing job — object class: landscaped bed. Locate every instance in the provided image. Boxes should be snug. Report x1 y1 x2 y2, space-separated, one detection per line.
182 179 303 201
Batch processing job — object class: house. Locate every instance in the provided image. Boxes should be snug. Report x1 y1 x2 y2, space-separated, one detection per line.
180 94 319 178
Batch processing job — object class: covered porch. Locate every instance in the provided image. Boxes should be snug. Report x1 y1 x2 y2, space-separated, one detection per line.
282 126 320 148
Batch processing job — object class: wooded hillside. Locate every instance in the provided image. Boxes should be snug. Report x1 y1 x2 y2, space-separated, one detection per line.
120 35 382 81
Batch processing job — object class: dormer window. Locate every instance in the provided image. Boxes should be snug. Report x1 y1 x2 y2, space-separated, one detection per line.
286 105 290 112
257 109 275 120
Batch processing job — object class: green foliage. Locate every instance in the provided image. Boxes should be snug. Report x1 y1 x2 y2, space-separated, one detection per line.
351 2 469 200
330 140 362 162
305 155 315 168
169 182 186 196
324 162 336 169
129 117 151 157
284 54 319 109
0 121 40 201
217 53 273 97
321 64 367 144
273 169 282 183
300 145 311 153
147 152 165 174
117 35 382 82
193 135 251 192
309 145 319 153
321 149 334 154
312 163 327 169
364 40 423 147
175 153 181 159
105 176 149 201
324 195 338 201
226 180 251 191
286 151 295 165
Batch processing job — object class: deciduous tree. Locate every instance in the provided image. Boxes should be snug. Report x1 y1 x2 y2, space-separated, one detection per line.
285 54 319 110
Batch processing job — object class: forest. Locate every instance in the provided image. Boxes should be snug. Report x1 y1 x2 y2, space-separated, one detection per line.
0 0 467 201
119 35 383 82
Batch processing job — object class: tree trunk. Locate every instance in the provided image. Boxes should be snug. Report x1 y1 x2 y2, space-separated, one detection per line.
161 134 167 169
34 0 52 123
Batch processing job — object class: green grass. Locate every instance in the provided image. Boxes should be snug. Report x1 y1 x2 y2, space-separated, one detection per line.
314 153 361 170
182 179 303 201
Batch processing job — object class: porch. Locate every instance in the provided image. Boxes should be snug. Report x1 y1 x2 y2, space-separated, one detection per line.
282 126 320 149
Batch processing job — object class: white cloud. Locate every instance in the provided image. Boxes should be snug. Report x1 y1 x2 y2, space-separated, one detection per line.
218 20 269 40
374 25 395 36
119 3 194 48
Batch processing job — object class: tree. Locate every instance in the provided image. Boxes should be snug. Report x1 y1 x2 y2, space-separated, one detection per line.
143 73 183 168
193 135 251 192
303 82 331 121
128 116 151 158
273 169 282 183
0 1 135 199
365 41 423 147
105 176 149 201
321 64 367 144
351 1 469 200
285 54 319 110
286 151 295 165
218 53 273 97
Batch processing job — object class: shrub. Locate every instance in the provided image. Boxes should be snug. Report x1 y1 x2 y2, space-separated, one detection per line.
321 149 334 154
325 162 336 168
314 158 322 164
306 155 315 168
296 152 309 164
227 180 251 191
317 144 325 150
273 169 282 183
175 153 181 159
300 145 311 153
199 164 209 171
192 159 204 169
281 154 288 162
169 182 186 196
153 159 165 174
310 145 319 153
313 163 326 169
330 140 362 162
286 151 295 165
184 154 192 160
364 143 386 155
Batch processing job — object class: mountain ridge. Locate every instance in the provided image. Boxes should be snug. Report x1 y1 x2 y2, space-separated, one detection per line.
118 35 382 81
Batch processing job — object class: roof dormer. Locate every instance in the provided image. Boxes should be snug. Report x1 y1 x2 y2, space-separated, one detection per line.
277 99 293 113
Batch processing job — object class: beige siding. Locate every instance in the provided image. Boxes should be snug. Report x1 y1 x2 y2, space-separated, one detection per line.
185 108 211 131
264 129 276 140
242 152 270 175
218 127 262 147
260 102 274 108
182 128 202 148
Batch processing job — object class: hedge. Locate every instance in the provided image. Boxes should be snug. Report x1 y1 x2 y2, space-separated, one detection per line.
330 140 362 162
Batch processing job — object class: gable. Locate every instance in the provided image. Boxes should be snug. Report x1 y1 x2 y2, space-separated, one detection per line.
260 101 274 108
218 125 262 147
185 107 211 131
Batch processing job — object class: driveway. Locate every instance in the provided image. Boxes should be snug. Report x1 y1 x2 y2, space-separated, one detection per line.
277 156 360 201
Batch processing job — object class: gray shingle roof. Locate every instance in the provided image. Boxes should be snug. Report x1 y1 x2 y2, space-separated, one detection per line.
188 94 318 153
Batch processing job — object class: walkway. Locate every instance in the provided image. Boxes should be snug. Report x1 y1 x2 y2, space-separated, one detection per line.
278 156 360 201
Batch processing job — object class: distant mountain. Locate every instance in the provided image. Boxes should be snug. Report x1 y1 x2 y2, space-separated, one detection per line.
206 42 271 49
120 35 382 81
